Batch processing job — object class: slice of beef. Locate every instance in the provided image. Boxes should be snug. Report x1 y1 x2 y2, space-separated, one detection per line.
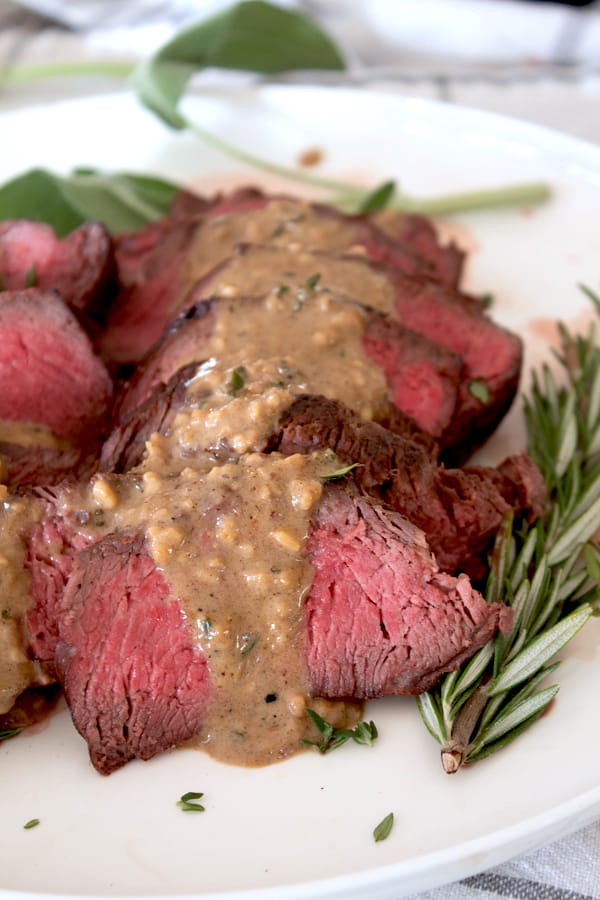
388 275 523 460
270 394 545 578
101 360 434 477
56 533 212 775
26 505 94 674
114 292 460 439
192 242 518 457
0 220 115 330
99 362 202 474
372 207 464 287
0 443 93 488
306 485 511 698
202 186 459 284
98 187 443 363
114 300 217 421
50 482 507 774
98 217 200 364
0 289 114 443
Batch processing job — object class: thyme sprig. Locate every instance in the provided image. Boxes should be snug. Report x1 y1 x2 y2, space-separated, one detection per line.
417 290 600 771
302 708 378 753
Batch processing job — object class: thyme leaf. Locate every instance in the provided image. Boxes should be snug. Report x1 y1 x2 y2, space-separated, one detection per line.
302 708 378 753
320 463 359 480
227 365 247 396
417 288 600 771
0 727 22 741
468 379 490 404
23 818 40 830
373 812 394 842
358 180 396 214
176 791 205 812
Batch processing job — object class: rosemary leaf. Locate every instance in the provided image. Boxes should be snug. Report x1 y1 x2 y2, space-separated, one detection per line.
417 292 600 771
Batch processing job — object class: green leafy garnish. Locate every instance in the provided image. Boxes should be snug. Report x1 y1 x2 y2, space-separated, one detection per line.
302 708 378 753
176 791 205 812
0 728 22 741
23 818 40 830
417 289 600 771
0 2 550 218
227 365 247 396
0 168 179 237
133 0 344 130
373 812 394 842
24 265 37 288
358 180 396 214
321 463 359 480
468 379 490 404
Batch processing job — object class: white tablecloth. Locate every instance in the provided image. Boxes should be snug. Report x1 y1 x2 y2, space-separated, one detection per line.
2 1 600 897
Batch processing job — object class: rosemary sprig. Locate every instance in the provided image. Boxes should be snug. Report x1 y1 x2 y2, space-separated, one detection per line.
417 289 600 772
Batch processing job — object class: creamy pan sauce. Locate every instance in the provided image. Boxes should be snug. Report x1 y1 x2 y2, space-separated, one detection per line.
185 200 372 290
163 289 389 436
204 244 397 317
0 494 45 715
46 442 361 765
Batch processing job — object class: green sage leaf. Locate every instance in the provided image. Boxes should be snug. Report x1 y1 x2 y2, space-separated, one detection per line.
133 0 345 130
0 167 179 236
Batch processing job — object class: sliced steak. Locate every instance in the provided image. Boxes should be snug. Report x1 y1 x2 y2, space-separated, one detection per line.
0 219 115 329
271 394 545 578
49 477 507 774
306 486 511 698
372 207 464 287
26 505 94 674
114 292 460 439
0 289 114 443
192 242 518 457
99 188 442 363
0 443 92 488
56 533 212 775
99 217 200 364
202 186 461 284
100 362 202 474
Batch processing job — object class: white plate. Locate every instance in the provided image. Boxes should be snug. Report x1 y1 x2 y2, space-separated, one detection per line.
2 87 600 900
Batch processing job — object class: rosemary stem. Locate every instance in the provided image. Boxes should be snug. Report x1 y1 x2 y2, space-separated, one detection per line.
440 683 490 773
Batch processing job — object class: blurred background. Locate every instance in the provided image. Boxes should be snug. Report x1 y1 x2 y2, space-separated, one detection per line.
1 0 600 141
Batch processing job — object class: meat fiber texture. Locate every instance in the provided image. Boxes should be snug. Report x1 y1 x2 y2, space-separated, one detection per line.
0 289 113 445
0 191 536 773
112 292 462 442
0 219 116 330
38 482 507 774
190 242 521 460
101 367 544 579
56 533 211 775
99 187 463 364
271 394 545 579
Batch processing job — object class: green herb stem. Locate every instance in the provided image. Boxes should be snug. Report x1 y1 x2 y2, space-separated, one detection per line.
417 289 600 771
0 60 134 84
186 117 550 215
